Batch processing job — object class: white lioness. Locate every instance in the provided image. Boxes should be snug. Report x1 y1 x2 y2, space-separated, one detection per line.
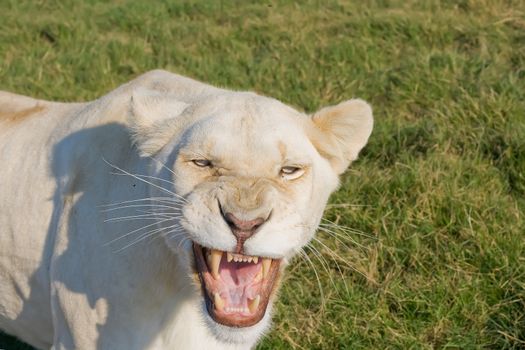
0 70 373 349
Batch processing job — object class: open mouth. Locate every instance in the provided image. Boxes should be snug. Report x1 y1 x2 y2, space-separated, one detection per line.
193 243 281 327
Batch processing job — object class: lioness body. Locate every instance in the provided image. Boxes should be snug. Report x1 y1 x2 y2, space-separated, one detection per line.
0 73 242 349
0 70 373 349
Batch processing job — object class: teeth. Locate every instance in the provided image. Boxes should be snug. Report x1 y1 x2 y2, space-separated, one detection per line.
262 258 272 279
248 295 261 313
253 270 263 283
225 307 248 313
226 253 261 264
207 249 222 280
214 292 224 311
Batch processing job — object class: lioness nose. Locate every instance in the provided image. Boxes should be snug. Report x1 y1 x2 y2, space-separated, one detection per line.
223 212 265 241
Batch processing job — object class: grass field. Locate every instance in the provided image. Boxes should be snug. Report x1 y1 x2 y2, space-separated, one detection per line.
1 0 524 349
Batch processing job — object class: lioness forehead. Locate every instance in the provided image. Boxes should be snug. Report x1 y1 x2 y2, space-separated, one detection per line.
181 95 315 172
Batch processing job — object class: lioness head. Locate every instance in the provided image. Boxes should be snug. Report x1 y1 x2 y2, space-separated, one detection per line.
128 85 373 342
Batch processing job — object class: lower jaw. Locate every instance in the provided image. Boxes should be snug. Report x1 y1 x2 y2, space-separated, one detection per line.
192 243 282 328
204 295 266 328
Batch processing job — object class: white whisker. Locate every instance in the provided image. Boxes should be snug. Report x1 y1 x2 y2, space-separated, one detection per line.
303 244 340 296
317 226 368 251
100 196 184 208
148 156 180 180
110 172 177 188
104 218 175 246
145 226 188 246
113 223 183 253
177 237 192 249
104 212 181 223
312 236 372 283
298 249 325 307
309 240 350 295
320 219 374 238
132 208 182 218
105 212 180 223
101 203 182 213
103 159 186 200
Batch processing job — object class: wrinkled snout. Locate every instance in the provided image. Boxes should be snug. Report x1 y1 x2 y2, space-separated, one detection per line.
217 178 274 253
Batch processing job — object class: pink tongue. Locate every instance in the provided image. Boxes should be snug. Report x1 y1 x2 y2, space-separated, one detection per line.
218 259 262 306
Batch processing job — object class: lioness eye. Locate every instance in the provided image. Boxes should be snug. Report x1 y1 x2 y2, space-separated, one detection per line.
192 159 212 167
280 166 304 180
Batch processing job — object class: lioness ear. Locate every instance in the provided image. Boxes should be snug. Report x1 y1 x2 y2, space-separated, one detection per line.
128 88 189 156
310 99 373 174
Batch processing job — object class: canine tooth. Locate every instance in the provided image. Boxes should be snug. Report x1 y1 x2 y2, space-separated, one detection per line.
209 249 222 280
262 258 272 279
253 257 259 264
227 252 233 262
248 295 261 313
253 270 263 283
214 293 224 311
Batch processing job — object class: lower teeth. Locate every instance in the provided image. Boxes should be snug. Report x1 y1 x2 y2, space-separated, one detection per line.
225 307 248 313
248 295 261 313
214 292 225 311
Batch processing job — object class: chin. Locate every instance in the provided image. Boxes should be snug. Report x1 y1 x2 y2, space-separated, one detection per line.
202 301 274 345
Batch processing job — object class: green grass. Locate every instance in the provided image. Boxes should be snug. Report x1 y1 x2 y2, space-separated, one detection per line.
1 0 524 348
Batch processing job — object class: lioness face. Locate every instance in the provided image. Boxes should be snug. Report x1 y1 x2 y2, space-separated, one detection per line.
173 97 339 329
131 90 373 341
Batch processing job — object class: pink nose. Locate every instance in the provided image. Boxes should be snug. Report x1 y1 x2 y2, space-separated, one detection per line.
223 212 265 241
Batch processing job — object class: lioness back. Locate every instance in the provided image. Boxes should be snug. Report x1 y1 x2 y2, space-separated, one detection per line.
0 92 86 348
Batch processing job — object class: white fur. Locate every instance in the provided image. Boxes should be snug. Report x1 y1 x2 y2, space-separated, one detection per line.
0 70 373 349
